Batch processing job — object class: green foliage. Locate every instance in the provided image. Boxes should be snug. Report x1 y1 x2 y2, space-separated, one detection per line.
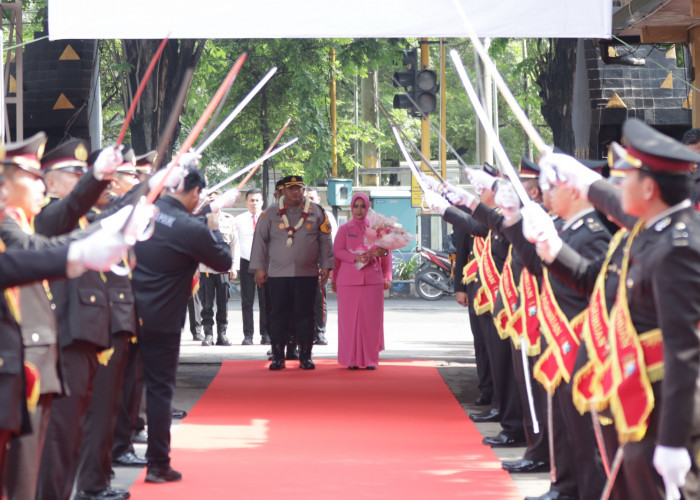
392 251 421 280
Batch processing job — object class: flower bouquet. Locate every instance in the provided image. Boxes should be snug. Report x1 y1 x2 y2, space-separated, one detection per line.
364 209 414 250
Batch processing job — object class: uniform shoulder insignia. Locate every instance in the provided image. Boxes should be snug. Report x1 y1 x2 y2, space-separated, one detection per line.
571 219 584 231
585 217 604 233
320 211 332 234
671 221 689 247
42 196 53 207
654 217 671 232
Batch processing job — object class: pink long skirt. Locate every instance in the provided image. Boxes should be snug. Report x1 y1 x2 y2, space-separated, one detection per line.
336 284 385 368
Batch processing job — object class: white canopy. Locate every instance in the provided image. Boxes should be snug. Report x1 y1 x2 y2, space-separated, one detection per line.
48 0 612 40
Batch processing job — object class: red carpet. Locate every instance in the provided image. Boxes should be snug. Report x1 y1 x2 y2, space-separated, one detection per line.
128 360 522 499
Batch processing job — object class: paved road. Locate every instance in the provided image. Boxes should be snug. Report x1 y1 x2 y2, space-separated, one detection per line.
112 294 550 498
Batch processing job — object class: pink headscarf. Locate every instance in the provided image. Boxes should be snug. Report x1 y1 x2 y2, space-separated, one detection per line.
348 192 370 230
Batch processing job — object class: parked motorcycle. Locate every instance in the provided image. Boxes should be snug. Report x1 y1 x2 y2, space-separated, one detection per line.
414 247 455 301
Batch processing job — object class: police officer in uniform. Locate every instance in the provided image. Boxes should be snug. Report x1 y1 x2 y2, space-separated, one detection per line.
35 142 126 500
250 175 334 370
537 118 700 500
131 166 232 483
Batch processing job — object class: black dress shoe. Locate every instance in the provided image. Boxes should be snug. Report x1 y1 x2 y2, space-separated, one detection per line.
74 489 129 500
348 366 359 370
365 365 376 370
242 337 253 345
482 431 527 447
172 409 187 419
106 488 130 499
313 334 328 345
112 451 147 467
260 335 271 345
469 408 500 423
192 332 204 341
145 466 182 483
473 393 492 406
524 490 576 500
502 458 549 473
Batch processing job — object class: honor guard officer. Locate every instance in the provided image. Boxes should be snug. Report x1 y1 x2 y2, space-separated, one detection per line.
249 175 334 370
0 147 133 498
35 142 126 500
538 118 700 500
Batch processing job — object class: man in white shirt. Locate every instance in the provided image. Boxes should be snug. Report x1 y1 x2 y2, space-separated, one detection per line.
235 188 270 345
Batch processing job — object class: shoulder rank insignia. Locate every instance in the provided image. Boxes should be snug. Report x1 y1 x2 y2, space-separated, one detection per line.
654 216 672 232
571 219 584 231
320 211 332 234
671 221 689 247
585 217 604 233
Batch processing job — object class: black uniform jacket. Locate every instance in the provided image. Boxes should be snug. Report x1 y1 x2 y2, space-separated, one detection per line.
589 182 700 448
132 196 232 334
502 208 610 320
0 244 69 434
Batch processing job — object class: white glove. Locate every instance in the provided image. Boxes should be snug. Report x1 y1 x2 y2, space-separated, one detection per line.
100 201 158 244
494 181 521 223
521 203 562 263
148 165 186 193
538 152 602 198
210 187 240 213
422 175 443 193
66 228 130 278
177 151 201 170
443 183 476 207
465 168 497 195
654 445 691 500
422 190 449 215
93 146 123 181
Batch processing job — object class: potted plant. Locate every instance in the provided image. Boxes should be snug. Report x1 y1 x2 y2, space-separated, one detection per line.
390 251 421 295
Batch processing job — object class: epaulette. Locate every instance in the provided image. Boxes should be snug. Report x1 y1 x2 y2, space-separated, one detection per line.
42 196 56 208
671 221 689 247
585 217 604 233
570 218 584 231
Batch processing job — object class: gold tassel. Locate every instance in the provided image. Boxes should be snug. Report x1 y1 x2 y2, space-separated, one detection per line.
97 347 115 366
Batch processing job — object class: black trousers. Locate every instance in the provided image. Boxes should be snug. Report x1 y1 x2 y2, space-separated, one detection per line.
112 340 144 457
36 340 100 500
0 429 10 496
477 312 523 437
267 276 317 345
511 343 549 463
550 347 607 499
187 294 202 336
198 272 229 329
314 283 327 335
139 329 180 469
76 332 130 493
467 282 493 401
240 259 268 340
6 393 53 500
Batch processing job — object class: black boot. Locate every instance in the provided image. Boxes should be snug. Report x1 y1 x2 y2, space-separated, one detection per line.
216 324 231 346
269 344 286 370
285 339 299 360
201 326 214 346
299 343 315 370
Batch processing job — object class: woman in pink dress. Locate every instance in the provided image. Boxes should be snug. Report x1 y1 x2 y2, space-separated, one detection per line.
331 193 392 370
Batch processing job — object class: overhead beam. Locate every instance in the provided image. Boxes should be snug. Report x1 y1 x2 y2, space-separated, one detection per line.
640 25 688 43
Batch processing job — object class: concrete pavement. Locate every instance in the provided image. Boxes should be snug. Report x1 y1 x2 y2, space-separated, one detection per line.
112 294 550 498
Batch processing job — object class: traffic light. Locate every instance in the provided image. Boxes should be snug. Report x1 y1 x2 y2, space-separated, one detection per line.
393 49 417 112
414 68 438 114
392 49 439 116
